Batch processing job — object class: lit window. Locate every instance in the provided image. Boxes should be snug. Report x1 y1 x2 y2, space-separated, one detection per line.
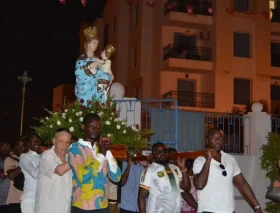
270 0 276 19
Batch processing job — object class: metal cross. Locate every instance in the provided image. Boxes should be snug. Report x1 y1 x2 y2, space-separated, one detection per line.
17 71 33 136
18 71 33 92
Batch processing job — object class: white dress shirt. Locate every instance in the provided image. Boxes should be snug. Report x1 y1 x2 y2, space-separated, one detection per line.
19 150 40 199
35 146 72 213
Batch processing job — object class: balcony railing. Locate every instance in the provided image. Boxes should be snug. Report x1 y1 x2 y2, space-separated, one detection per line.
164 0 213 16
162 90 215 108
163 43 212 62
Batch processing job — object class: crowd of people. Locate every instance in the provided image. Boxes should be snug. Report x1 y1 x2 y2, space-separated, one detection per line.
0 112 264 213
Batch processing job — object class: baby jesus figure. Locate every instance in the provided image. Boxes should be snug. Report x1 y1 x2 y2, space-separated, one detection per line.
97 44 116 99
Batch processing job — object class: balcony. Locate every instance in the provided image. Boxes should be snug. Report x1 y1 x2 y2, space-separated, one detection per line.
163 0 213 27
163 90 215 109
162 43 213 72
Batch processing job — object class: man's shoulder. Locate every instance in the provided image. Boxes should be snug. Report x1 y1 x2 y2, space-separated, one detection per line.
148 163 164 172
7 153 19 161
68 142 88 156
194 156 206 164
222 151 237 162
69 142 85 150
169 163 180 170
41 149 53 157
19 152 33 162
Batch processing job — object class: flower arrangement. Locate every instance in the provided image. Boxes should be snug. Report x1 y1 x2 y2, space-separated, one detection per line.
33 98 153 156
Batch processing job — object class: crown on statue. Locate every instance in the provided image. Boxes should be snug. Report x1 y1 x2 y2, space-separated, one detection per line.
105 44 116 57
83 26 98 40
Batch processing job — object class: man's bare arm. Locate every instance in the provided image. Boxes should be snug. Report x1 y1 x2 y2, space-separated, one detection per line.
233 173 262 213
138 187 149 213
54 162 70 176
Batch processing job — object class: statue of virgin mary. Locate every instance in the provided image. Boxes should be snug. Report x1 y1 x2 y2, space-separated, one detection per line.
74 26 113 105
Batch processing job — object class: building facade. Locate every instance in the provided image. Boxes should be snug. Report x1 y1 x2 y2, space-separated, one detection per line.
87 0 280 113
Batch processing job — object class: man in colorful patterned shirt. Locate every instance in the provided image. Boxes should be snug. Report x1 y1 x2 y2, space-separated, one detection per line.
68 113 122 213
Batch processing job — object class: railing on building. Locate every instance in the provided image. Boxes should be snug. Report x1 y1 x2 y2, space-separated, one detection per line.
163 43 212 62
204 113 250 155
114 99 179 149
162 90 215 109
271 117 280 133
114 99 250 155
164 0 213 16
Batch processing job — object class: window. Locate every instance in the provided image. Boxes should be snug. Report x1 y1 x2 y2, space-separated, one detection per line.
233 32 251 58
112 17 116 32
131 46 137 67
104 23 108 47
270 0 276 19
132 3 139 29
234 0 250 12
234 78 251 105
271 42 280 67
270 0 280 22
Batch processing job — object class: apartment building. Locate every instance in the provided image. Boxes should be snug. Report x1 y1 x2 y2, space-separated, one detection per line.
87 0 280 113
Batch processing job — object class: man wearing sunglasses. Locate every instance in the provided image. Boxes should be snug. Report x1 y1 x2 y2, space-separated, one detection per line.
138 142 190 213
193 128 262 213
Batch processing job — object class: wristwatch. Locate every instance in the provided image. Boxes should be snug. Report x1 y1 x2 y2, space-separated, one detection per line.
254 205 261 211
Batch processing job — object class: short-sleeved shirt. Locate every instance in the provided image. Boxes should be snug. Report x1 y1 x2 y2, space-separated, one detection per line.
119 162 144 211
193 151 241 213
35 146 72 213
4 153 23 204
139 162 183 213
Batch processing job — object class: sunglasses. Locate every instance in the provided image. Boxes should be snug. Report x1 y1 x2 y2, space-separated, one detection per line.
153 149 168 155
219 164 227 177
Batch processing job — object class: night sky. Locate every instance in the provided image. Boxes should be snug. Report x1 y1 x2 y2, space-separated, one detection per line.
0 0 106 142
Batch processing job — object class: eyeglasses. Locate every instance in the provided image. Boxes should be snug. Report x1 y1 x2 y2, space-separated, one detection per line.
219 164 227 177
153 149 168 155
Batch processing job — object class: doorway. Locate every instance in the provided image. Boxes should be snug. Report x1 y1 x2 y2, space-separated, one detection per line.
174 33 196 57
177 79 196 107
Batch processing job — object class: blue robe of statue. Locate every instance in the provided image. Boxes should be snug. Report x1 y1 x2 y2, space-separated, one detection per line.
75 54 112 105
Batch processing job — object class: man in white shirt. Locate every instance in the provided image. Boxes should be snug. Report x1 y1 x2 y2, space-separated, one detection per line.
35 128 72 213
193 128 263 213
138 142 190 213
19 132 42 213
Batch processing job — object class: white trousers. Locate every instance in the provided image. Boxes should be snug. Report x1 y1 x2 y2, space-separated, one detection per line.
21 198 35 213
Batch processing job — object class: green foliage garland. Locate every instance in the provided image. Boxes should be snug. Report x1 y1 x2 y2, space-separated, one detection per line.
260 132 280 212
33 98 152 156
